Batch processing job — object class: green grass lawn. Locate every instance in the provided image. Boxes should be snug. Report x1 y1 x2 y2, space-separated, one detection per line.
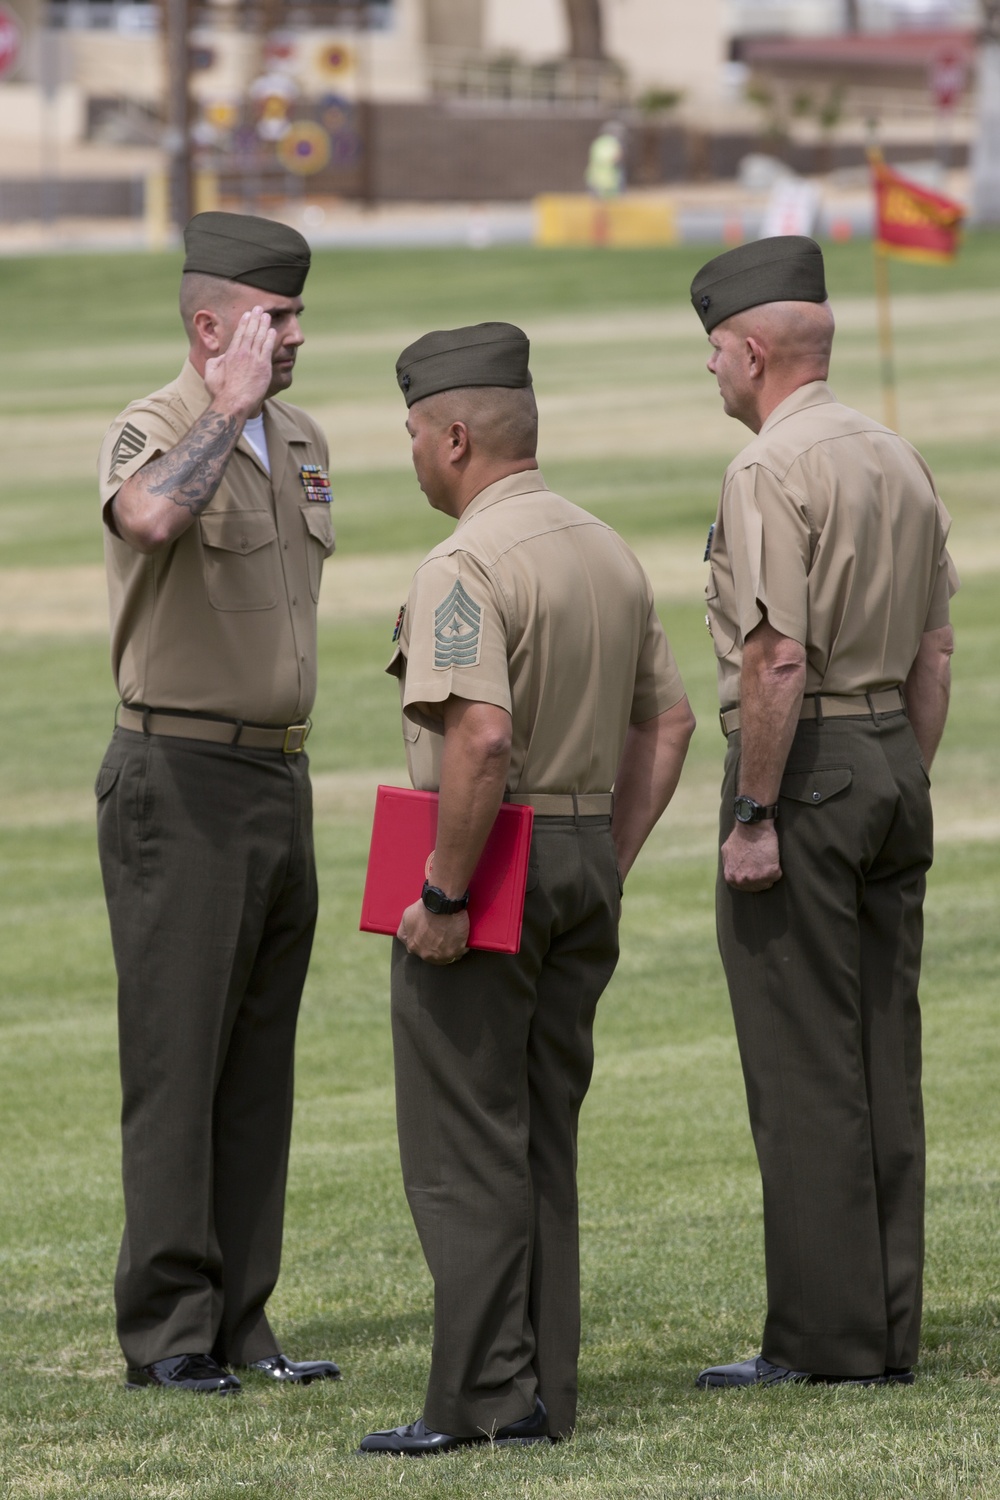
1 238 998 1498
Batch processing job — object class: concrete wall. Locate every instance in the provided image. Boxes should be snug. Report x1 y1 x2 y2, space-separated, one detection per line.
606 0 725 112
0 174 143 219
189 0 429 106
69 31 162 103
217 105 691 202
483 0 726 118
0 81 84 141
423 0 485 48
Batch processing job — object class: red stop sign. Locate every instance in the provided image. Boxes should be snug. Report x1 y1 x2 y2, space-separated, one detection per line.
0 4 21 79
930 48 966 111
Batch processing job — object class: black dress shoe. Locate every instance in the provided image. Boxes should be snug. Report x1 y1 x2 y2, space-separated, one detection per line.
357 1396 551 1455
697 1354 892 1389
125 1353 240 1394
242 1353 341 1384
696 1355 810 1388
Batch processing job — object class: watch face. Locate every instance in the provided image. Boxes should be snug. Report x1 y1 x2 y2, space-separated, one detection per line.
734 796 756 824
421 881 468 915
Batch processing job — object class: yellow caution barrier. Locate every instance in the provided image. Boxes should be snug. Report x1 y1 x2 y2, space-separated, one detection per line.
534 193 678 248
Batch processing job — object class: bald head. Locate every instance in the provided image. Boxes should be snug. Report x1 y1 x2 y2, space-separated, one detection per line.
416 384 538 463
707 297 837 433
725 299 835 382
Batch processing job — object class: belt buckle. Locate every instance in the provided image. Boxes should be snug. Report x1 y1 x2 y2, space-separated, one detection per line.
282 721 310 755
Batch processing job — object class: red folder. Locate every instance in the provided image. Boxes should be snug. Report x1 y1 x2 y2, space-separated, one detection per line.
359 786 534 954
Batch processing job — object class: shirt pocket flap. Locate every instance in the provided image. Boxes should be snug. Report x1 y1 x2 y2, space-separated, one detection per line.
200 509 277 555
301 503 336 556
780 767 853 806
94 763 120 800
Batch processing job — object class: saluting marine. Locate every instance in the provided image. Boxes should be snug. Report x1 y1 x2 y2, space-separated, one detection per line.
96 213 340 1395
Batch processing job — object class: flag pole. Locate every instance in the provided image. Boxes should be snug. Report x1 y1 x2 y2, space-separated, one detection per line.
867 145 899 431
872 244 898 431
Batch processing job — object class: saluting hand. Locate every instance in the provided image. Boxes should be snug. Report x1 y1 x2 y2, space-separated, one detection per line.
722 821 782 892
397 899 470 965
204 306 277 420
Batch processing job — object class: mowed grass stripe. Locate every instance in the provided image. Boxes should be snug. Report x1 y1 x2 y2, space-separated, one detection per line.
1 243 998 1498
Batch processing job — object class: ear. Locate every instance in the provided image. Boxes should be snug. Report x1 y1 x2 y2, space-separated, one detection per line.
445 421 471 465
745 335 766 381
192 308 223 355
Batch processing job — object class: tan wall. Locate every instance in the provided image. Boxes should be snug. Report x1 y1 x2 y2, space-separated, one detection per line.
482 0 725 117
607 0 725 114
482 0 564 58
6 0 729 125
192 0 429 103
67 32 163 102
423 0 485 48
0 81 84 141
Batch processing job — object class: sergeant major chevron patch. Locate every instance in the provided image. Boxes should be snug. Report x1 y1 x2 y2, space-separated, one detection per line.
434 579 482 669
107 421 148 483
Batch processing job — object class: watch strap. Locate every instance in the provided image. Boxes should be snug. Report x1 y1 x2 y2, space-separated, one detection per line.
421 880 471 915
734 795 779 824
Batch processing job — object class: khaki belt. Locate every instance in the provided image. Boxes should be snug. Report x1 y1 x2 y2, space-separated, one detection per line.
508 792 613 816
117 704 311 754
720 687 905 738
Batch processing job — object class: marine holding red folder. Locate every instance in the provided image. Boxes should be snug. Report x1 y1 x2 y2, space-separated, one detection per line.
356 321 695 1456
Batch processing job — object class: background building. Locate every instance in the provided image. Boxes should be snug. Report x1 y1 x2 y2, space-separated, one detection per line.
0 0 984 224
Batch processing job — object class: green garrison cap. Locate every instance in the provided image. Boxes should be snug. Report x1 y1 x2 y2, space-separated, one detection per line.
182 211 311 297
396 322 532 407
690 235 827 333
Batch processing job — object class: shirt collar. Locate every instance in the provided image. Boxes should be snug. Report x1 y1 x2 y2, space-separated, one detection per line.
176 358 212 420
758 380 836 436
175 358 310 445
455 467 548 529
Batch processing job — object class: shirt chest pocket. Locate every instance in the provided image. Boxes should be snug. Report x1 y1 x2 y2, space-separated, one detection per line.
301 503 336 602
199 509 279 611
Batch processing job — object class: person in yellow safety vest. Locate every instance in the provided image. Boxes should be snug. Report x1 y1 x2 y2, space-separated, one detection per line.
586 121 626 198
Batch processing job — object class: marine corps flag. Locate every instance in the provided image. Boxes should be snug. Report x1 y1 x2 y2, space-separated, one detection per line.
870 150 964 264
866 149 964 431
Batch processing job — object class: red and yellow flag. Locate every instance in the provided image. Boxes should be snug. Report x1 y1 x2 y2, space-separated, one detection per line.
869 150 964 264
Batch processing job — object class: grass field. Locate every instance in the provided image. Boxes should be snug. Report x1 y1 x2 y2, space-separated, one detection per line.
0 235 998 1498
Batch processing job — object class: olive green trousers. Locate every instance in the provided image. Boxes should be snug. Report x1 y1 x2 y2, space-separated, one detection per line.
717 711 932 1378
96 727 317 1369
390 814 620 1440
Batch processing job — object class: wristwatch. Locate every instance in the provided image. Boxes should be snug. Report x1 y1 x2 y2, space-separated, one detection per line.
733 795 779 825
421 880 471 916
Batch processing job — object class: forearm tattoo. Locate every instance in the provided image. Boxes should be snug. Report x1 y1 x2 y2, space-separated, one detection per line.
145 410 242 515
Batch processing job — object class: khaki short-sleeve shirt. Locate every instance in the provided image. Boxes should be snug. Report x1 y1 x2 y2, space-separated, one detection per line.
706 382 958 705
98 360 334 723
387 470 685 793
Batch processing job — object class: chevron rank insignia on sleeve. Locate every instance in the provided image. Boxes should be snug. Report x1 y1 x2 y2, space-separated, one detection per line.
107 421 148 482
433 579 482 669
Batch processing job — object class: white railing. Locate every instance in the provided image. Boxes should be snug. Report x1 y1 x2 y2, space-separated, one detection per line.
426 48 630 111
